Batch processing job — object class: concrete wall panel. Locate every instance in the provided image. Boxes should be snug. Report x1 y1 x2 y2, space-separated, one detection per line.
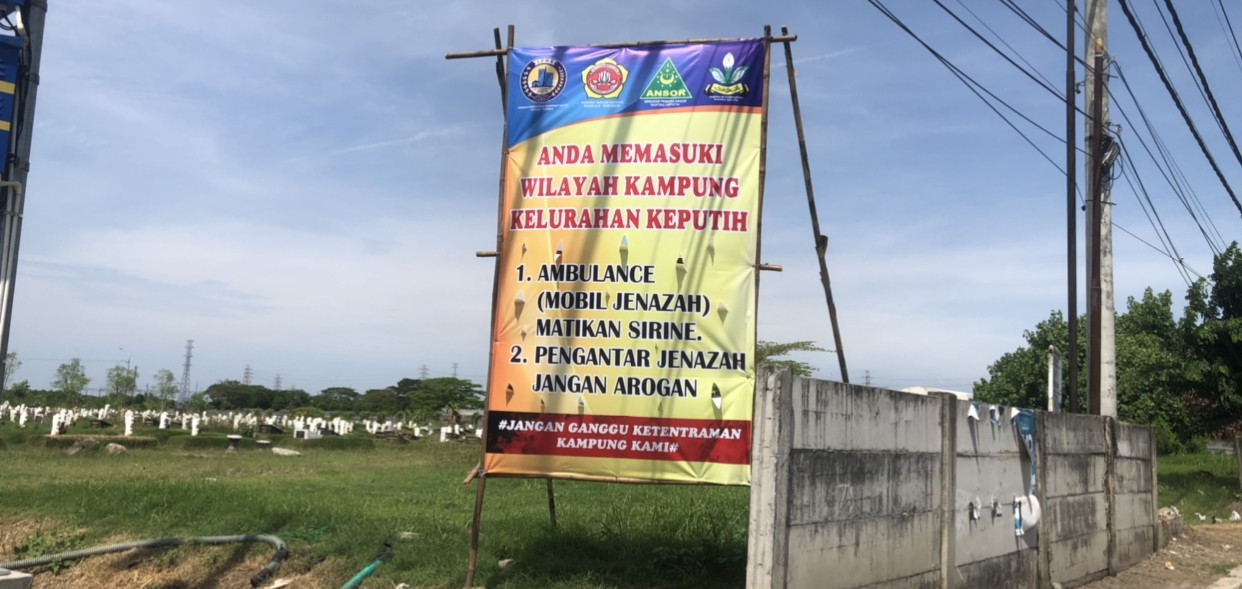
790 378 941 453
1045 454 1106 497
787 450 938 525
1114 526 1156 570
858 571 940 589
1043 413 1105 454
1115 458 1153 494
1047 494 1107 539
1116 423 1153 458
1049 530 1110 584
1115 492 1156 530
957 416 1024 458
954 550 1038 589
785 513 939 589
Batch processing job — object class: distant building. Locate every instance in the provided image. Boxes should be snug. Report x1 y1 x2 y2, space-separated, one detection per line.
899 386 973 401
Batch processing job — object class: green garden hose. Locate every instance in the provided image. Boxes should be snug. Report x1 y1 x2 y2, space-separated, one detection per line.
0 534 288 587
340 540 393 589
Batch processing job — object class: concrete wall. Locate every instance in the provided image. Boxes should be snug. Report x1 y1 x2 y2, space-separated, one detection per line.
747 368 1158 589
954 398 1039 587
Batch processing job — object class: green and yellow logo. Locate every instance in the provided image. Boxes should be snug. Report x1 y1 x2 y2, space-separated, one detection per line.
640 58 692 100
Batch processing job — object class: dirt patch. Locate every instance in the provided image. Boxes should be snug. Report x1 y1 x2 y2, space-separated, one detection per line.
0 518 345 589
1083 523 1242 589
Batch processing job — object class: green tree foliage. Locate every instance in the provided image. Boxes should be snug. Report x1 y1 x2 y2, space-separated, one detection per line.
106 364 139 404
975 242 1242 447
52 358 90 405
3 351 20 390
1179 243 1242 434
755 340 826 377
152 369 178 410
973 312 1073 410
313 387 360 412
411 377 483 418
201 380 312 411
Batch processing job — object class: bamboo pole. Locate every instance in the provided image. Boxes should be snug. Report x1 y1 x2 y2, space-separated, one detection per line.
445 34 797 59
779 25 849 383
464 25 513 589
752 24 772 385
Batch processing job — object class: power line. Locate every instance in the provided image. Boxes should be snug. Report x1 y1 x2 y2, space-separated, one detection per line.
1117 0 1242 218
1110 63 1227 254
1214 0 1242 77
1116 142 1196 285
1161 0 1242 183
934 0 1066 101
866 0 1072 172
1050 0 1091 36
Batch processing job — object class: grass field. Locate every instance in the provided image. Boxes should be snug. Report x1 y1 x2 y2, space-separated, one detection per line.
5 421 1241 588
0 423 749 588
1157 451 1242 521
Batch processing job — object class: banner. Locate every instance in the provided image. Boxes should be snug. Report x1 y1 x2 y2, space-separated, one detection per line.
484 39 765 485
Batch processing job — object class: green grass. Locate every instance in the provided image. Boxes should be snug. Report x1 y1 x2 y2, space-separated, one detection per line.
1158 452 1242 520
0 423 748 588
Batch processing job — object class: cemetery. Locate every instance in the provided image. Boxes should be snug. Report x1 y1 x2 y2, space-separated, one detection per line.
0 399 750 588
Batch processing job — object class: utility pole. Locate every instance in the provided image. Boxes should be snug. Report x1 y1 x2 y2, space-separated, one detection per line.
1065 0 1080 413
1085 0 1117 417
0 1 47 403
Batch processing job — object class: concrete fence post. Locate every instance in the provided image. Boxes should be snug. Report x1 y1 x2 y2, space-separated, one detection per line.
1105 417 1118 576
1035 411 1051 588
932 393 958 588
747 367 793 589
1151 427 1160 554
1233 437 1242 492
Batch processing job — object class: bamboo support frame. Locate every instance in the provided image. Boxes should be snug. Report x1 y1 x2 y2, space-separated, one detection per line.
779 25 850 383
464 25 514 589
454 26 801 587
446 34 797 60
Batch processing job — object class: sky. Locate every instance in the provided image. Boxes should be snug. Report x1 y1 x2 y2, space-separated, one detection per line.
5 0 1240 397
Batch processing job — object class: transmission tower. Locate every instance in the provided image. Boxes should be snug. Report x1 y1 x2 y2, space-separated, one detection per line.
274 374 282 391
452 363 458 378
420 364 429 379
180 339 194 404
243 364 252 385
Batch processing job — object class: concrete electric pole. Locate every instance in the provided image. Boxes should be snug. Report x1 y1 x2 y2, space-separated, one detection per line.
1085 0 1117 418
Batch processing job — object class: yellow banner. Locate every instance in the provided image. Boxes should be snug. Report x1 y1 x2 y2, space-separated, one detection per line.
485 41 764 485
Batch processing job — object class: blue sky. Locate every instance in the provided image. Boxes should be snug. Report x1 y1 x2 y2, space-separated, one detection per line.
8 0 1240 395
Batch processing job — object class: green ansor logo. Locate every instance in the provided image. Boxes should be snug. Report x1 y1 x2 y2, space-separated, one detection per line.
641 58 692 100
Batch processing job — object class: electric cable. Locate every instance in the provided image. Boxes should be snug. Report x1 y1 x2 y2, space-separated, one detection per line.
1149 0 1217 133
1112 63 1228 253
933 0 1068 103
866 0 1076 171
953 0 1066 90
1117 0 1242 218
1161 0 1242 180
1215 0 1242 77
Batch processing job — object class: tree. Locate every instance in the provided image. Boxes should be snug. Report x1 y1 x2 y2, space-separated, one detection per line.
3 351 20 390
106 364 139 404
358 387 408 415
1114 289 1194 444
410 377 483 419
973 311 1078 410
152 369 178 410
52 358 90 405
1179 242 1242 434
975 242 1242 447
313 387 360 412
755 340 827 377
